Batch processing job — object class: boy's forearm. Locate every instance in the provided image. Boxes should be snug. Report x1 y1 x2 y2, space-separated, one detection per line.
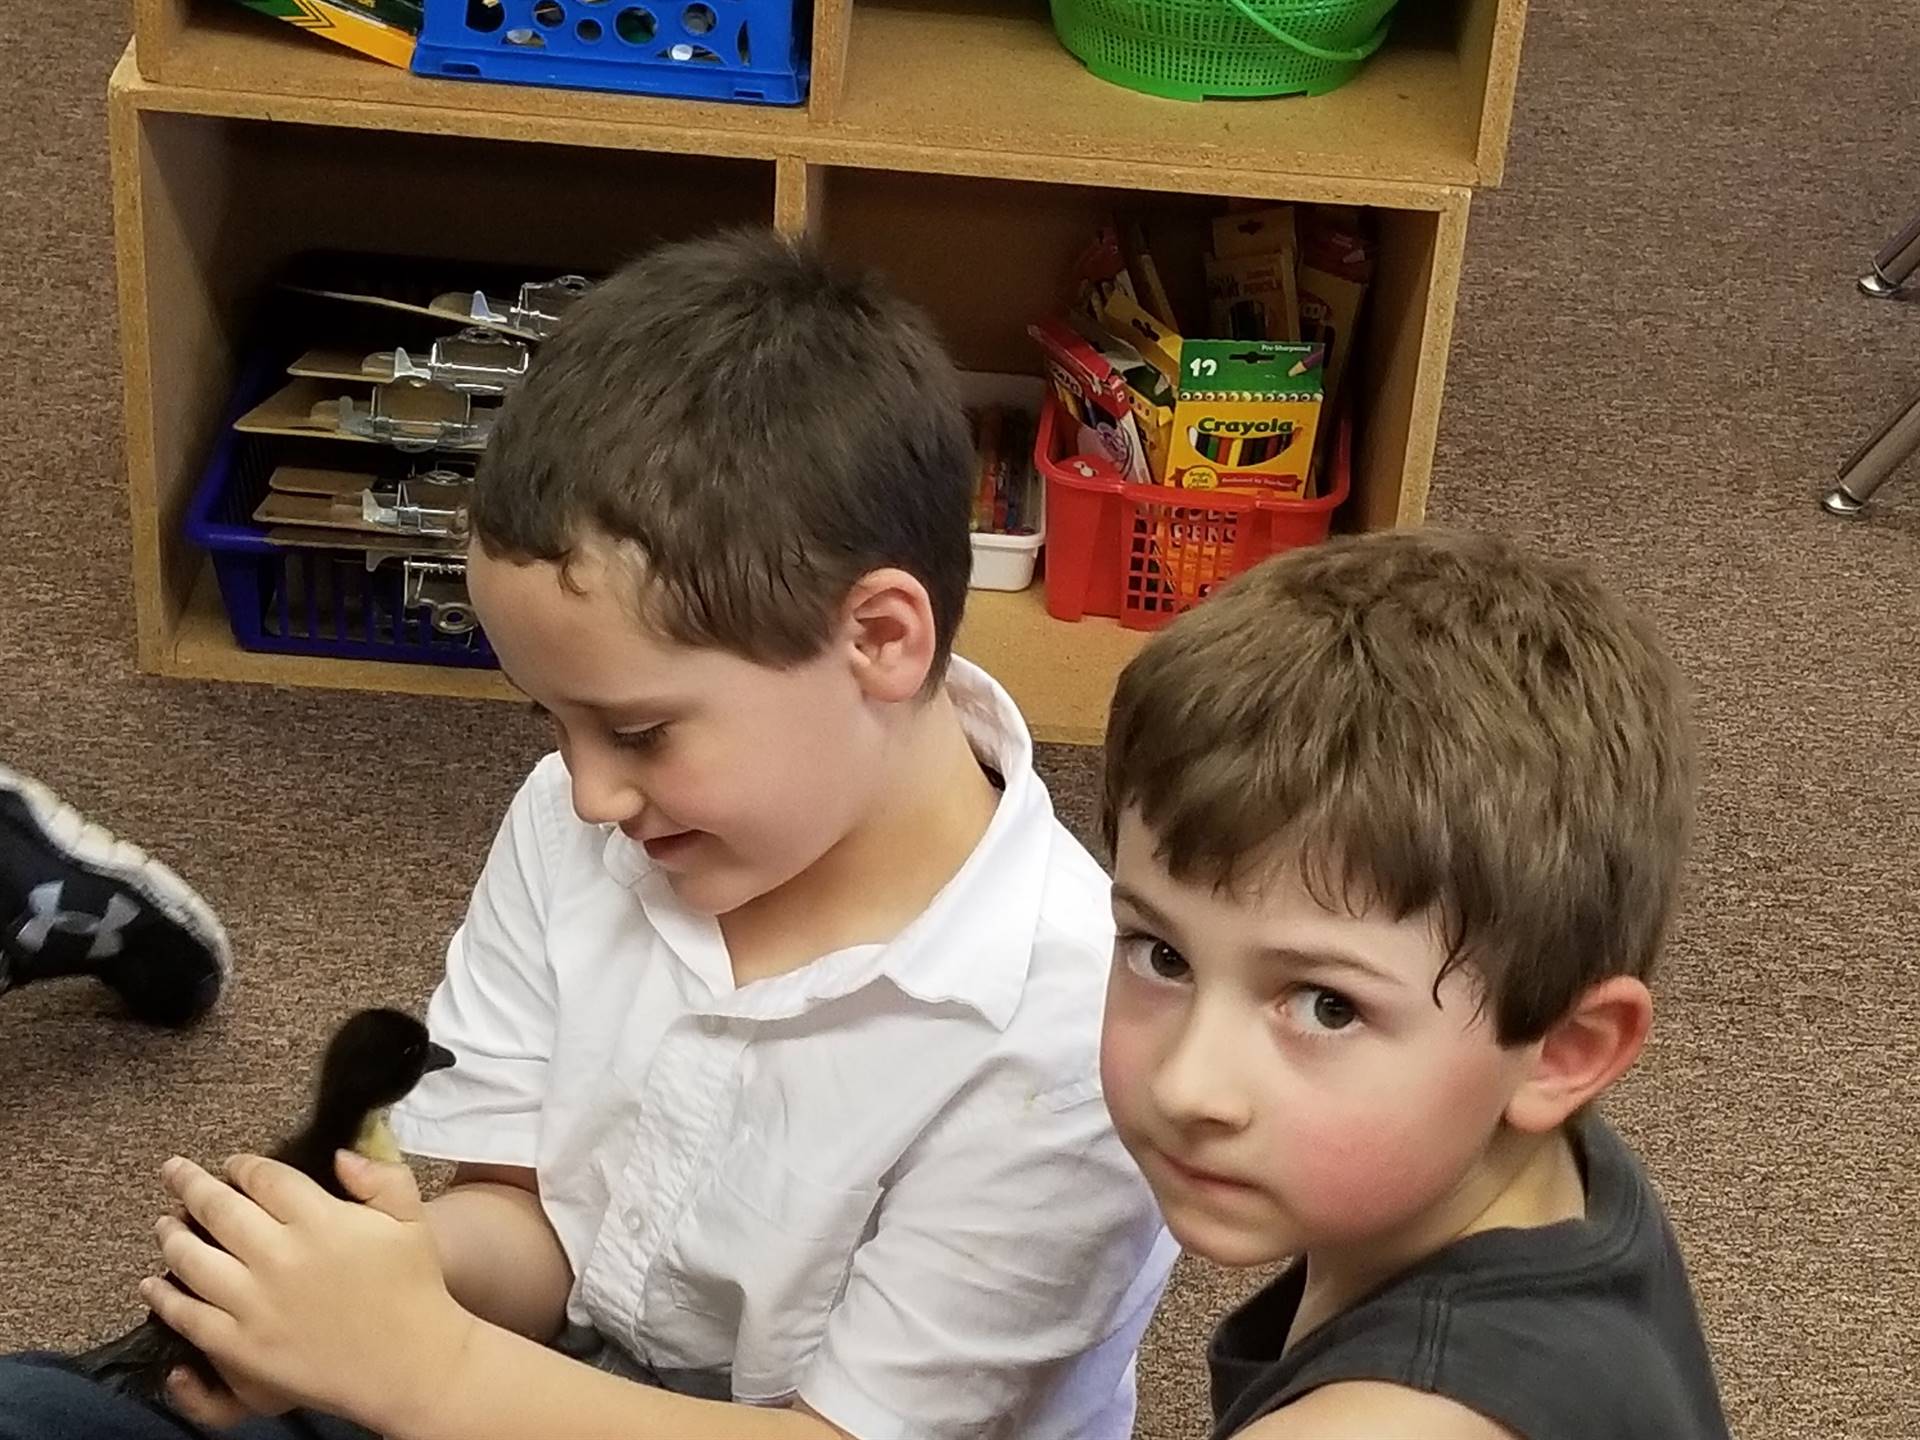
423 1181 573 1341
388 1321 851 1440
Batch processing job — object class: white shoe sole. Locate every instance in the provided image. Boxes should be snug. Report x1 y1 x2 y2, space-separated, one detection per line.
0 763 233 982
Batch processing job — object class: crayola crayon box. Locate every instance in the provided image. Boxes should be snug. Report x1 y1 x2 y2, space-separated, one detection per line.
1166 339 1324 498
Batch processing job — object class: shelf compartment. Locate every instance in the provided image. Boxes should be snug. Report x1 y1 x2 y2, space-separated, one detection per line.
830 0 1493 187
811 166 1469 530
112 87 776 679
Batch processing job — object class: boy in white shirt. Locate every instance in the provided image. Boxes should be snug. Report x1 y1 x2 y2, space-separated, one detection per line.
11 231 1173 1440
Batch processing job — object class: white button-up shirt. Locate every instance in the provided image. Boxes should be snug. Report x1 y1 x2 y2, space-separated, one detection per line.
391 660 1178 1440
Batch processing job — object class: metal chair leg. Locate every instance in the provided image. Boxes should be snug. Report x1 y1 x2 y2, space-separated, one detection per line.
1859 208 1920 298
1824 379 1920 516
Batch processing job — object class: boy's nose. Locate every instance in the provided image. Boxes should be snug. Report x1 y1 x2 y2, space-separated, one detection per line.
1149 997 1255 1134
568 747 645 828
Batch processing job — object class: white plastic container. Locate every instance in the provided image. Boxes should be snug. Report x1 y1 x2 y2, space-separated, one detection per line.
960 372 1047 592
968 526 1046 592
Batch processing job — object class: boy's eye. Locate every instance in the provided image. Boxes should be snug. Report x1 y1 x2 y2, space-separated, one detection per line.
611 724 667 753
1284 986 1361 1035
1117 934 1190 984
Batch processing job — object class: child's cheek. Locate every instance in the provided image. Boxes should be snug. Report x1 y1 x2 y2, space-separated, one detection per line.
1098 974 1160 1146
1271 1108 1441 1240
1267 1063 1490 1242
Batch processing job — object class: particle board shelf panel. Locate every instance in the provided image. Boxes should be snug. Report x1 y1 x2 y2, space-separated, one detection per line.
955 588 1148 746
830 0 1479 187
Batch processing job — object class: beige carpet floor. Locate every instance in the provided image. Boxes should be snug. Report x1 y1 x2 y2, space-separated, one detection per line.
3 3 1918 1436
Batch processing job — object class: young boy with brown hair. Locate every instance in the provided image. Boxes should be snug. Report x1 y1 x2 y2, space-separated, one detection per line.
1098 530 1731 1439
0 231 1174 1440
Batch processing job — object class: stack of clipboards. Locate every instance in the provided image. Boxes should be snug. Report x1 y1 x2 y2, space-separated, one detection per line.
230 257 592 641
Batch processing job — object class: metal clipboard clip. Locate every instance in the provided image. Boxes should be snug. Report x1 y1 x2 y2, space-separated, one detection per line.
335 388 493 453
464 275 592 340
360 468 473 539
387 327 532 397
363 554 479 636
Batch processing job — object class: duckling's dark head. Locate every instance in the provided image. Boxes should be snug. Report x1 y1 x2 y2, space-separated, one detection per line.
316 1008 456 1116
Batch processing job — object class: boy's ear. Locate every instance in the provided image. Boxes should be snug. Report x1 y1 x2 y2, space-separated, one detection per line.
1505 976 1653 1134
842 567 938 703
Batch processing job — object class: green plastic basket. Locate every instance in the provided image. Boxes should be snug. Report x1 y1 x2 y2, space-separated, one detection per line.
1049 0 1399 101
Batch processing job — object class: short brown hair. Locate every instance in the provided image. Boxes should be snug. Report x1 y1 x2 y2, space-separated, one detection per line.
1103 530 1695 1043
471 229 975 675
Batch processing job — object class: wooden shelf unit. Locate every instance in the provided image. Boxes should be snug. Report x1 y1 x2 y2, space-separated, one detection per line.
110 0 1520 743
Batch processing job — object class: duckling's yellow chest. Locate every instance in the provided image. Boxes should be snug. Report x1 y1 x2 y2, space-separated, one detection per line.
353 1107 404 1165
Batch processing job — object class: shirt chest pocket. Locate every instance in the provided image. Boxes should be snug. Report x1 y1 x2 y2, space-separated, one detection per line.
661 1138 882 1402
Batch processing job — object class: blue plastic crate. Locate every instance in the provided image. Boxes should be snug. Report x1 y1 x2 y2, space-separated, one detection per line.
413 0 808 105
184 351 499 671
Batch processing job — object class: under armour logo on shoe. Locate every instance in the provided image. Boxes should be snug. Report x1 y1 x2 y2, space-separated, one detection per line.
12 881 140 960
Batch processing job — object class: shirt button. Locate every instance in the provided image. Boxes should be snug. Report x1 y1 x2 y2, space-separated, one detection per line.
698 1015 726 1037
627 1208 645 1234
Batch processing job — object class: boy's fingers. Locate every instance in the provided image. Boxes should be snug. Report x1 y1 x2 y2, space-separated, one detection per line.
333 1150 424 1220
163 1157 279 1259
155 1215 250 1310
165 1367 256 1429
225 1154 329 1226
140 1276 236 1360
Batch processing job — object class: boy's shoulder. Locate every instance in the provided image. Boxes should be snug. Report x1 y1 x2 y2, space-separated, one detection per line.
1032 816 1116 951
936 814 1115 1115
494 750 608 886
1232 1383 1517 1439
945 658 1116 1003
1017 815 1117 1012
514 748 581 838
1210 1115 1729 1440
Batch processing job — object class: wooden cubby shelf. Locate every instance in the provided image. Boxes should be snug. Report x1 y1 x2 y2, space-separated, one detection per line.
111 0 1523 744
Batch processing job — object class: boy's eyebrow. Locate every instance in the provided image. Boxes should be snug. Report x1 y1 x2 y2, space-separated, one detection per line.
1257 944 1405 989
1110 884 1176 933
526 693 680 720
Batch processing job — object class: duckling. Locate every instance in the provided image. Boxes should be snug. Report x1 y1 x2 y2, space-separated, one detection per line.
65 1008 455 1411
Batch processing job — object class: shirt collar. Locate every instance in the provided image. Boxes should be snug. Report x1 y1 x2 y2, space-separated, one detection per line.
598 656 1053 1031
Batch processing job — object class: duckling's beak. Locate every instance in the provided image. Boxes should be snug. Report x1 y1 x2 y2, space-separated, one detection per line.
424 1042 457 1074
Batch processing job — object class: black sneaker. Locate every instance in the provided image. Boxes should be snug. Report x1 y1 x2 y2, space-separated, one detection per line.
0 765 231 1028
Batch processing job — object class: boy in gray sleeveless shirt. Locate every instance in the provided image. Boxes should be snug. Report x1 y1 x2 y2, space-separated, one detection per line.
1097 530 1729 1440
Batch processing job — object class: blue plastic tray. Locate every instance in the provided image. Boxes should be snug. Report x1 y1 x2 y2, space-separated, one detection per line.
412 0 808 105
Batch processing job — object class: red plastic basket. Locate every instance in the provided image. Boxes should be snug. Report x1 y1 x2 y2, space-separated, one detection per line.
1033 393 1350 630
